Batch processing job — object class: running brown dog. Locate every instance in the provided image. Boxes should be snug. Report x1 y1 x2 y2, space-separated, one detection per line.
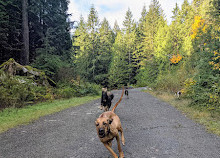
95 88 125 158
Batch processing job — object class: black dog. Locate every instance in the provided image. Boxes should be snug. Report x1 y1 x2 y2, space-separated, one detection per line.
125 88 129 99
100 88 114 111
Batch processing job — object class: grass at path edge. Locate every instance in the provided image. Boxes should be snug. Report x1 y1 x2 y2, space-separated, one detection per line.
0 95 99 133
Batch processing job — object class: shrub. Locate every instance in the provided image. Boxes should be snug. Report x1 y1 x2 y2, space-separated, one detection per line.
55 81 100 98
32 54 67 79
155 72 182 92
181 78 197 97
57 87 76 98
135 66 158 87
190 74 220 108
0 70 51 108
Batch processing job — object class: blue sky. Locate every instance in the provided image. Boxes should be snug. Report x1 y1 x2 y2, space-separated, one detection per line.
68 0 193 28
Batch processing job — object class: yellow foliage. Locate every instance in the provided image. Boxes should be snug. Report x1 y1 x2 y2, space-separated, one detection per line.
209 51 220 71
181 78 197 95
180 88 186 94
214 51 219 56
209 61 215 65
169 54 183 64
191 16 207 39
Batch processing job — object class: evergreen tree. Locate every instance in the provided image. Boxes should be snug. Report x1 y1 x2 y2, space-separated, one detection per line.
139 5 147 31
0 0 10 63
143 0 165 60
0 0 22 64
86 5 100 81
136 0 165 86
109 32 129 87
95 18 114 85
123 8 134 33
0 0 71 67
21 0 29 65
123 8 137 84
113 20 121 39
31 0 72 79
154 23 170 61
135 5 147 67
109 8 137 86
72 15 90 80
179 0 194 57
171 3 179 21
73 6 115 85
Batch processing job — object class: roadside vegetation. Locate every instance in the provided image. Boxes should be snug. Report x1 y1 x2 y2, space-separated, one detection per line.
146 90 220 136
0 61 100 109
0 95 99 133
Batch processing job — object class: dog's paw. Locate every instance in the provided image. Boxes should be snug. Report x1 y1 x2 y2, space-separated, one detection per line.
119 152 124 158
122 138 125 146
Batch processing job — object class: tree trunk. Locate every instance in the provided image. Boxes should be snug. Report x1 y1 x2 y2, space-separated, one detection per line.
21 0 29 65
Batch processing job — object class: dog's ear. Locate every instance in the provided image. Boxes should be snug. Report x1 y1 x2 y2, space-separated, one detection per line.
102 87 107 92
108 119 113 124
95 121 99 126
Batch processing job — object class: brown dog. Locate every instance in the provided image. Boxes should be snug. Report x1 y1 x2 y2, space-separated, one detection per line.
95 88 125 158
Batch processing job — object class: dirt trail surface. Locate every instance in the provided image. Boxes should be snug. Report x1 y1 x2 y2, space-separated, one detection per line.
0 88 220 158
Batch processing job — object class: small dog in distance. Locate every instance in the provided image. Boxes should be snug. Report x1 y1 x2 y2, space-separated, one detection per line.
125 88 129 99
175 91 182 99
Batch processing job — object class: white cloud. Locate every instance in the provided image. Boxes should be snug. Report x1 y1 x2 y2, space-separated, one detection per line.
68 1 81 22
94 0 151 27
68 0 193 29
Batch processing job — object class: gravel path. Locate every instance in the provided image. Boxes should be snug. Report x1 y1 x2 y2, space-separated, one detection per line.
0 88 220 158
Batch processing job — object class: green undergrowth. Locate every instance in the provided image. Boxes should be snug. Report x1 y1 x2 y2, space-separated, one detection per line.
145 90 220 136
0 95 99 133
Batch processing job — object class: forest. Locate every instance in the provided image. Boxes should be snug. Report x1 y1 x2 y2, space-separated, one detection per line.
0 0 219 110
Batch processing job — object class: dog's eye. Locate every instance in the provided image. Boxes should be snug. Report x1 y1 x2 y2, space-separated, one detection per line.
96 123 99 126
103 122 106 125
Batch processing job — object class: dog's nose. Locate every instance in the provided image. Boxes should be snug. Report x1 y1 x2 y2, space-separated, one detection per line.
99 128 105 135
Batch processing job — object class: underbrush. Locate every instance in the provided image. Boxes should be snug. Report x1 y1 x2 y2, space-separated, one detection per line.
0 70 51 108
140 62 219 112
0 70 101 109
154 72 184 92
55 81 100 98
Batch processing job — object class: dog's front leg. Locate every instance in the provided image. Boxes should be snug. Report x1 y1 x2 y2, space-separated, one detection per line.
108 140 112 147
119 127 125 146
116 134 124 158
104 106 109 112
99 105 103 110
103 143 118 158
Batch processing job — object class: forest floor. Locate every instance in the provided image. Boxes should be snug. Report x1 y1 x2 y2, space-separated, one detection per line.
0 88 219 158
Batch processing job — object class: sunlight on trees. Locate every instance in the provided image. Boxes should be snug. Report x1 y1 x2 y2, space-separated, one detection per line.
1 0 219 109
